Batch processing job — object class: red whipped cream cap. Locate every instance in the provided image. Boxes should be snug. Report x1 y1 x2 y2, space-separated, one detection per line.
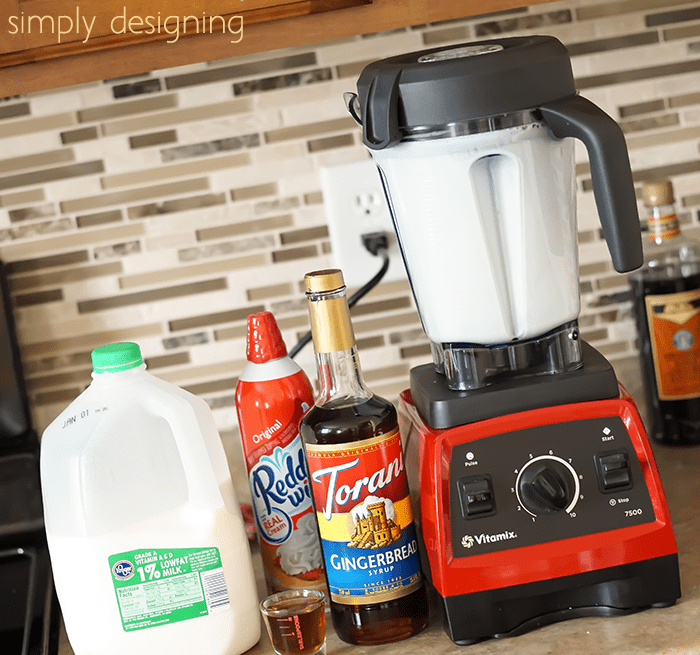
246 311 288 363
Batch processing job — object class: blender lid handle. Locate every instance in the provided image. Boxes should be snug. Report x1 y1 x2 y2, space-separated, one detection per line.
358 68 403 149
540 95 643 274
344 92 363 125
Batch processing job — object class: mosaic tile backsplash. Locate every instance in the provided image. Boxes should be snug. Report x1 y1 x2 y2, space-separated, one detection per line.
2 0 700 502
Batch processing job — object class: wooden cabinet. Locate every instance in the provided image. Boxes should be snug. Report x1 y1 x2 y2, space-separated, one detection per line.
0 0 555 96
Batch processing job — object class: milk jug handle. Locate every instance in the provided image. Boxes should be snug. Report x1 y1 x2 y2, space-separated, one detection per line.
150 393 222 509
540 95 643 274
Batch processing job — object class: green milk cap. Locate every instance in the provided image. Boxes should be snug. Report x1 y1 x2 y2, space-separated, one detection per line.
91 342 144 374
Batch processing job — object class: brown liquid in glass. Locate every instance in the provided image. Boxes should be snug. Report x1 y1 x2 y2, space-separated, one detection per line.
264 596 325 655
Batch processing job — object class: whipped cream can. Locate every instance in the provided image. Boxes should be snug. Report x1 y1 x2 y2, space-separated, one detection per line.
235 312 326 595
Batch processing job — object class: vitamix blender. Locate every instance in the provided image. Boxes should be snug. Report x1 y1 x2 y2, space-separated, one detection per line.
346 36 681 645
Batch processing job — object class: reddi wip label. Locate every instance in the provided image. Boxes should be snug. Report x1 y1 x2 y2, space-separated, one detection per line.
108 547 229 631
305 428 422 605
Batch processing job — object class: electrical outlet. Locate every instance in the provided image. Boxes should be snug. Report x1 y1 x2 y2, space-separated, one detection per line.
320 159 407 288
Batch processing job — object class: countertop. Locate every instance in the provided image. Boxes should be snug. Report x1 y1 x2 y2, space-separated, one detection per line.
59 358 700 655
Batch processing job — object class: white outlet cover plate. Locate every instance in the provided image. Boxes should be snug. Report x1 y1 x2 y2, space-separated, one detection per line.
320 159 407 288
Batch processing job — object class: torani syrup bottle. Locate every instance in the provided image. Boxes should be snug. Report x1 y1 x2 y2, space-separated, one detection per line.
629 180 700 444
300 269 429 645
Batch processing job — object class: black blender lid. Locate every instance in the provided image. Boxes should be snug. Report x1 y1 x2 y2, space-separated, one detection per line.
356 35 577 149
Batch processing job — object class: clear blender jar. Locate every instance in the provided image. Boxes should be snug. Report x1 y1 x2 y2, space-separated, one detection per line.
347 37 642 390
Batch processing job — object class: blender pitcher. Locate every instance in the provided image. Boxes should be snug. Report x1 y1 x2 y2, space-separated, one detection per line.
346 36 642 390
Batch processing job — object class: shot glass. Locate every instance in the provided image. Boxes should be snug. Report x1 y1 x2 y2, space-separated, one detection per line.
260 589 326 655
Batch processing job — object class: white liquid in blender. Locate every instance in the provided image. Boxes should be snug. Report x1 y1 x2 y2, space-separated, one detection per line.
372 121 579 345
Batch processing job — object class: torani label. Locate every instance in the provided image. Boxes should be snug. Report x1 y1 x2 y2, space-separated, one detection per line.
645 288 700 400
108 547 229 631
305 428 422 605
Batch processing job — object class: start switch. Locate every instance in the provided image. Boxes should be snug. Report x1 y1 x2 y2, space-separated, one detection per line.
595 450 633 492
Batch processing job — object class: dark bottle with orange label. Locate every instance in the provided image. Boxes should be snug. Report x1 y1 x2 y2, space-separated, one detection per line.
300 269 429 645
630 180 700 444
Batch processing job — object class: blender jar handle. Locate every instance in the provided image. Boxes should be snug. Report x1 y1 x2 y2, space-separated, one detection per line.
540 95 643 273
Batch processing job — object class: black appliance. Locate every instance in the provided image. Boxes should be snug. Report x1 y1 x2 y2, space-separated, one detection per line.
0 259 60 654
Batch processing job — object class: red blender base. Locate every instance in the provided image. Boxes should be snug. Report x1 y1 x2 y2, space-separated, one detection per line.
400 386 681 645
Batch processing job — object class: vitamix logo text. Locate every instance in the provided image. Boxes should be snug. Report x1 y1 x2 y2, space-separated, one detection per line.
462 531 518 549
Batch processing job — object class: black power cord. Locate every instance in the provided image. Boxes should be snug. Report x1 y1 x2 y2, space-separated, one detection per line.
288 231 391 359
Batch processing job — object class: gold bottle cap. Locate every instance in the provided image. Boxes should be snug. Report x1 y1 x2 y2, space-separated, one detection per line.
642 180 674 206
304 269 354 352
304 269 346 294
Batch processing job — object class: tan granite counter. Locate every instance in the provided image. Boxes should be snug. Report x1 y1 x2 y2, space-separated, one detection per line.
59 358 700 654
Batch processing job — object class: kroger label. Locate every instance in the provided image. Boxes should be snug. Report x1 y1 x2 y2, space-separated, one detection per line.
107 547 229 631
305 428 423 605
249 434 313 545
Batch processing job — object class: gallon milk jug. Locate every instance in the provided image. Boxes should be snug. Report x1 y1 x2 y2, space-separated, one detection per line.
40 342 260 655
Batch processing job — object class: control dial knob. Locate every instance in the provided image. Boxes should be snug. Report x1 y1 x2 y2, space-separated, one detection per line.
516 456 579 516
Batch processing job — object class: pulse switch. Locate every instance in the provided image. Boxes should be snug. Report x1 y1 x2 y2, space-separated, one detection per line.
457 475 496 519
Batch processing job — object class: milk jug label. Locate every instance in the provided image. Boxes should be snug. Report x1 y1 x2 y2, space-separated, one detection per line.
108 547 229 631
304 428 422 605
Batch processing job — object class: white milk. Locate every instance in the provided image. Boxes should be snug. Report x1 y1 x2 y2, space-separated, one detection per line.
372 121 579 345
40 343 260 655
